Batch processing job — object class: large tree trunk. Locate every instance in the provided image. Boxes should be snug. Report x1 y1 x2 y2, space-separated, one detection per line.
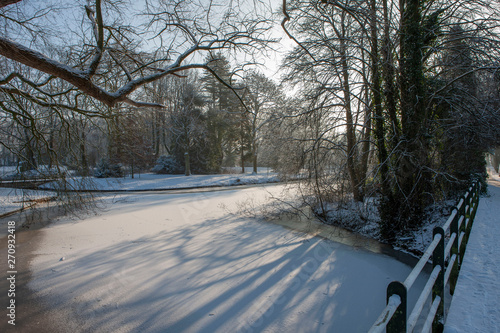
370 0 400 238
339 20 362 202
359 88 371 197
370 0 389 197
396 0 429 228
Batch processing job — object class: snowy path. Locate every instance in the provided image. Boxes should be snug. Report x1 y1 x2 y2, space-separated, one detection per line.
28 185 428 332
444 173 500 333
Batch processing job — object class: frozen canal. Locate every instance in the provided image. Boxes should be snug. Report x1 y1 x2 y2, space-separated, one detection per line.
26 185 428 332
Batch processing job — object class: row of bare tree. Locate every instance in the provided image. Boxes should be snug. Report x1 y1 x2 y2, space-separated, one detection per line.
1 0 500 238
0 55 284 177
279 0 500 237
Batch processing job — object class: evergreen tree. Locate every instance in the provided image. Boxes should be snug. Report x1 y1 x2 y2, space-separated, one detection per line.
168 80 207 175
201 53 241 171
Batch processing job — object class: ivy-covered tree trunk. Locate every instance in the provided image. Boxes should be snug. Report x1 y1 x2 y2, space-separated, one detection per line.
370 0 397 236
395 0 429 229
382 0 400 146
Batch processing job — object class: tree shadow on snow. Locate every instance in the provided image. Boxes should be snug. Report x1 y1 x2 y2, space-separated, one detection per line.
29 205 427 333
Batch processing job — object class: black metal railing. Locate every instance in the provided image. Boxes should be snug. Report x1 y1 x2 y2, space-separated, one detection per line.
369 181 481 333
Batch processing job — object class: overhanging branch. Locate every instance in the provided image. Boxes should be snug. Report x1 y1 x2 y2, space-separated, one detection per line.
0 0 22 9
1 1 273 109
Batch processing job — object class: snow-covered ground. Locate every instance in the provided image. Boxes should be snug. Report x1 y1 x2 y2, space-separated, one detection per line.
42 168 280 191
7 166 497 331
0 188 56 217
444 170 500 332
0 166 17 177
0 165 70 180
27 185 429 332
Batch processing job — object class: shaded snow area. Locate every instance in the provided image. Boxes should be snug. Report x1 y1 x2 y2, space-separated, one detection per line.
444 172 500 333
0 166 17 177
28 185 428 333
0 188 55 216
42 168 280 191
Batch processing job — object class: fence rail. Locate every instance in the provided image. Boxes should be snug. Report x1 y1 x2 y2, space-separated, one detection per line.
369 181 481 333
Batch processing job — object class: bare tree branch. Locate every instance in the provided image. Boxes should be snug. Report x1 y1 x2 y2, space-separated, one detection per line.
0 1 274 109
281 0 317 62
0 0 21 9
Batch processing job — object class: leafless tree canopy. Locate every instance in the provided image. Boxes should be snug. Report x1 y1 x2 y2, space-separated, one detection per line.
0 0 277 185
279 0 500 236
0 0 274 109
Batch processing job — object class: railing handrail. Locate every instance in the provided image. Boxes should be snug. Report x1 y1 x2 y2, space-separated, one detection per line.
370 295 402 333
368 181 481 332
403 234 441 290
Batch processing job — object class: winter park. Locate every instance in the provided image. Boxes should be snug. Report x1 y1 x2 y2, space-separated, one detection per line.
1 0 500 332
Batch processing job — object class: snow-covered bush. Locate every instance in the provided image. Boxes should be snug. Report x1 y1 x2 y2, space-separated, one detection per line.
95 159 124 178
152 155 182 174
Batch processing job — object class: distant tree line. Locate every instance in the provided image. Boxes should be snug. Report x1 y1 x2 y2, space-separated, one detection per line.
0 53 284 177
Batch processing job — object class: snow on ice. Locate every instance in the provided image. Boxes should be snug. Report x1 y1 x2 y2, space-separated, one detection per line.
27 185 428 332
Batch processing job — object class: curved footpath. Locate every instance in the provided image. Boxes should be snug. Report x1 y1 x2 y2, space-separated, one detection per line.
444 173 500 333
